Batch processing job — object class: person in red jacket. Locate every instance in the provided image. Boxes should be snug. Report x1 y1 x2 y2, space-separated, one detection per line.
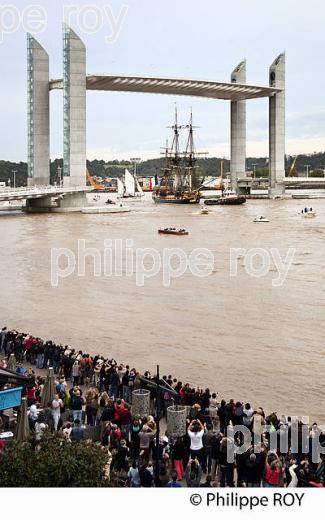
119 403 132 440
263 453 282 487
26 381 39 406
24 335 34 362
114 399 125 426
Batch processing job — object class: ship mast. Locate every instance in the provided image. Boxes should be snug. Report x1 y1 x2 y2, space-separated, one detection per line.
168 105 183 192
183 109 207 190
184 108 196 190
171 105 181 161
161 138 171 187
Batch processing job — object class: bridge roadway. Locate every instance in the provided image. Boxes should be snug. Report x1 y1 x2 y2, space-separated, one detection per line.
0 185 91 203
49 74 281 101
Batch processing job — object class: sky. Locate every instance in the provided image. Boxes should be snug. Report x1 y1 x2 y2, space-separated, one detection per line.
0 0 325 162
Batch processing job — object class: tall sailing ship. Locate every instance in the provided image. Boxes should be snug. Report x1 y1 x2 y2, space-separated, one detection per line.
152 109 206 204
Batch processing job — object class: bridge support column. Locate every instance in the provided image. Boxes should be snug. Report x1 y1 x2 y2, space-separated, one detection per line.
63 24 86 188
27 35 50 187
53 192 87 212
269 53 285 197
25 192 87 213
230 61 246 192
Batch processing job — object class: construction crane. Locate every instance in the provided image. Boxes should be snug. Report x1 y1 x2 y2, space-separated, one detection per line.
287 155 298 177
86 169 105 190
215 159 225 189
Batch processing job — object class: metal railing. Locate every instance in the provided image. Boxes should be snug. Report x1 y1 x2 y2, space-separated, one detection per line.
0 185 91 197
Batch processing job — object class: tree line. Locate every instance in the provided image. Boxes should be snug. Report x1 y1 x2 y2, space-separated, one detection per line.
1 152 325 186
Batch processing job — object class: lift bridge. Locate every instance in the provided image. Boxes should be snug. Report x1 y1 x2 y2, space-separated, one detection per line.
4 24 319 211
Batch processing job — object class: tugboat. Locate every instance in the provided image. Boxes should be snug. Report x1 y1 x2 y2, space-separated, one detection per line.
152 108 206 204
158 228 189 236
204 189 246 206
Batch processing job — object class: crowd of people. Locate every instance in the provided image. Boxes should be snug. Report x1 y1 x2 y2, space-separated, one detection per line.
0 326 324 488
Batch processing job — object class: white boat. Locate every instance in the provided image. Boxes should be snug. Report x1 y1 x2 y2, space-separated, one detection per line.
81 204 131 214
200 207 209 214
254 216 270 223
117 169 144 199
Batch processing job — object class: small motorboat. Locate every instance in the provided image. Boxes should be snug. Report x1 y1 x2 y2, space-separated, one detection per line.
158 228 189 236
253 216 270 223
200 207 209 215
105 198 114 205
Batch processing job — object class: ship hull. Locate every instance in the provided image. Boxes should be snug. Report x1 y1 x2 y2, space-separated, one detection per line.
153 194 200 204
204 196 246 206
158 229 189 235
154 198 198 204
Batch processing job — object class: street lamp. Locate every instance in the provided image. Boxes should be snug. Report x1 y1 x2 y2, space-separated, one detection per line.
252 163 258 179
57 166 63 187
12 170 17 189
130 157 141 177
304 164 311 178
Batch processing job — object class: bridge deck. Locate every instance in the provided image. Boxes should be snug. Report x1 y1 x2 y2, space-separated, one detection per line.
49 74 281 101
0 186 90 202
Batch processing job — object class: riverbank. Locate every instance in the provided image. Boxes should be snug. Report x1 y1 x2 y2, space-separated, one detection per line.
2 326 324 490
0 325 321 426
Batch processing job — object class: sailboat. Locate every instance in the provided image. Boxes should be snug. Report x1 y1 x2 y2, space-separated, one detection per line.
117 178 124 197
152 108 204 204
117 169 144 199
125 168 136 197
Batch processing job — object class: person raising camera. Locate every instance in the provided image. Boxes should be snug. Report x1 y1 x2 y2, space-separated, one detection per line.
188 419 205 468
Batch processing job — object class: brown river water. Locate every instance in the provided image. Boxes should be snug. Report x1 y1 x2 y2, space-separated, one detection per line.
0 193 324 422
